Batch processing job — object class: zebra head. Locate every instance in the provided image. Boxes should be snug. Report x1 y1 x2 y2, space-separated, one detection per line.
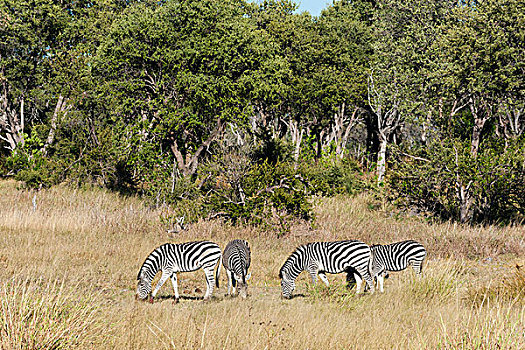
136 272 152 301
235 272 251 299
279 272 295 299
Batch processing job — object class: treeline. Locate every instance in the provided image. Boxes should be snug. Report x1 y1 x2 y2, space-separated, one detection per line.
1 0 524 228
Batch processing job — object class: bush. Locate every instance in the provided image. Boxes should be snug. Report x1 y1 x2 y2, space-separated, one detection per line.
388 139 525 224
300 158 369 196
200 154 313 234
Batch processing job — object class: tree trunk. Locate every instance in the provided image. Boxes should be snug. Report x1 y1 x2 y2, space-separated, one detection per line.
289 118 304 169
42 95 70 156
170 118 224 177
469 95 491 158
364 110 379 166
497 101 524 148
0 80 25 151
458 182 474 223
377 137 387 185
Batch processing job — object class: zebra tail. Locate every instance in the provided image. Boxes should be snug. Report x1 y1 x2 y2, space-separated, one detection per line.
215 254 222 288
368 247 375 278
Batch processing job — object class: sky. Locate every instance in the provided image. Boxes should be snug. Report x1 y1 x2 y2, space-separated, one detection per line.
295 0 330 16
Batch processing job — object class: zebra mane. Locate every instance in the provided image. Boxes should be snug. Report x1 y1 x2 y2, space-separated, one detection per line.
137 244 168 280
279 244 305 278
137 263 147 280
278 253 293 278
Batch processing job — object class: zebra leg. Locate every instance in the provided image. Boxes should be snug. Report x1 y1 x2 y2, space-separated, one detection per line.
306 263 320 286
226 270 233 296
377 273 384 293
202 265 216 300
231 272 237 296
308 270 318 286
345 270 357 289
170 273 180 303
354 274 363 294
318 273 330 287
412 260 424 275
355 266 375 294
151 270 171 301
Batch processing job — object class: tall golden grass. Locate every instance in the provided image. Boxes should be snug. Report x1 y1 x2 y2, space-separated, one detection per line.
0 180 524 349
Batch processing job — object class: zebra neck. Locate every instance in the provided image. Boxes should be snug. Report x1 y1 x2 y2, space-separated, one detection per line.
139 263 159 284
281 254 304 281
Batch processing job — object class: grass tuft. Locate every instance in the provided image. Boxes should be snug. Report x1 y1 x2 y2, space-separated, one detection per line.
0 277 108 349
406 260 467 303
467 264 525 306
438 303 525 349
305 282 366 309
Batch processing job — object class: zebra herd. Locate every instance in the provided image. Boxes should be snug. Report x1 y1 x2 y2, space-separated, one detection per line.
136 239 426 302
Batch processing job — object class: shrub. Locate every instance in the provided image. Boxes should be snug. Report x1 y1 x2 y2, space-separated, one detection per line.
200 156 312 235
388 140 525 224
300 158 369 196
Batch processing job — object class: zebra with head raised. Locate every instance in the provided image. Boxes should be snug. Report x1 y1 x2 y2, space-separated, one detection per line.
136 241 222 303
370 240 427 292
222 239 251 299
279 240 375 299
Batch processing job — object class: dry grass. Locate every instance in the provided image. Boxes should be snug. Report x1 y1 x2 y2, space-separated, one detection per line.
0 180 524 349
0 277 106 349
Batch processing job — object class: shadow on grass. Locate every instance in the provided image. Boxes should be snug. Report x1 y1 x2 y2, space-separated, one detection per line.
288 293 307 299
157 295 204 301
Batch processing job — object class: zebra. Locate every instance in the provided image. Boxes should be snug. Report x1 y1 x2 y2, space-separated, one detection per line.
279 240 375 299
136 241 222 303
369 240 427 292
222 239 251 299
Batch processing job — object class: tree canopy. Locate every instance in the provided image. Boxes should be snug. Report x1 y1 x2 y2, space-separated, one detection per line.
1 0 524 227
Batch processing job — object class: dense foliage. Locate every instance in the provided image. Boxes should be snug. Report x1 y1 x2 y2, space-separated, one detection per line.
1 0 524 227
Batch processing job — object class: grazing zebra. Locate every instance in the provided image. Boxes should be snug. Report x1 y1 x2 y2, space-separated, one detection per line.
222 239 251 299
370 240 427 292
279 240 375 298
136 241 222 303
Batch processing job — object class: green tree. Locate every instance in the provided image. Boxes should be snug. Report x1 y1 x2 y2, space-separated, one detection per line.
92 0 267 203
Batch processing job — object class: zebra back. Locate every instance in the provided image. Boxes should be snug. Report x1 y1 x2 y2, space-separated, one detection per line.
137 241 222 283
279 240 371 281
371 240 426 275
223 239 251 284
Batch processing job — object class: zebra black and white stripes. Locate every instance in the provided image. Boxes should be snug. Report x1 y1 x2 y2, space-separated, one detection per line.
222 239 251 298
370 240 427 292
136 241 222 302
279 240 375 298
